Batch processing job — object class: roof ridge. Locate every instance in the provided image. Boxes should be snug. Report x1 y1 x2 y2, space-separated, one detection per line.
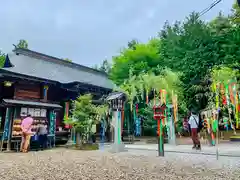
13 48 108 76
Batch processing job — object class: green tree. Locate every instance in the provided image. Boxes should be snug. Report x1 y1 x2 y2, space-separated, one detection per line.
16 39 28 49
138 99 157 136
0 51 5 68
63 58 72 62
137 72 156 104
64 94 107 146
127 39 138 50
158 12 239 110
158 13 212 110
110 42 160 85
111 9 240 114
212 66 237 85
230 1 240 24
94 59 111 74
137 70 184 135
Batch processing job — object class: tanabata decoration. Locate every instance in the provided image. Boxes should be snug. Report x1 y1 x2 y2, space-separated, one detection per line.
223 117 229 131
220 84 227 105
212 110 218 133
172 93 178 123
203 118 208 129
136 104 138 114
160 89 167 125
213 83 219 109
134 104 141 136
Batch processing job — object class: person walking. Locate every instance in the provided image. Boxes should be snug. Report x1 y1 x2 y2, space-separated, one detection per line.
188 111 201 150
37 123 48 150
20 114 34 153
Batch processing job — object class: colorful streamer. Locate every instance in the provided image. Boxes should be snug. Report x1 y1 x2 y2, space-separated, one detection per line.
220 83 227 105
215 83 219 109
226 84 230 106
172 93 178 123
223 117 229 131
160 89 167 125
135 117 141 136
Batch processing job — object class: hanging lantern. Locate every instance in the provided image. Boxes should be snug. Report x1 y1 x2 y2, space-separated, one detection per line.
4 81 12 87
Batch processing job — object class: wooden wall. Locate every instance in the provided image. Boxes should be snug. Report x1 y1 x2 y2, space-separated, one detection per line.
13 82 66 103
14 83 41 100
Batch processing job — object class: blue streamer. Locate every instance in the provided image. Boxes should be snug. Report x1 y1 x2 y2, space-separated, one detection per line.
135 117 141 136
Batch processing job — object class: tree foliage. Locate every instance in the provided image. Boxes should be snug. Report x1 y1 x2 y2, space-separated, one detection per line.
110 8 240 113
110 42 160 85
127 39 138 50
211 66 237 85
230 1 240 24
16 39 28 49
93 59 111 74
63 58 72 62
0 51 5 68
64 94 108 145
138 100 157 135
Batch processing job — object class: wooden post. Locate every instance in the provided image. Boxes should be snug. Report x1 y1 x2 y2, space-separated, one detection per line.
43 85 49 101
65 102 69 118
6 108 13 151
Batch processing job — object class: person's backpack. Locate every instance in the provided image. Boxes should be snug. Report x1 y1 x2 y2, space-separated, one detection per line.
193 115 203 133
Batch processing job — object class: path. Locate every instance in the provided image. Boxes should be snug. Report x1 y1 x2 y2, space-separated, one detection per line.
122 143 240 157
0 148 239 179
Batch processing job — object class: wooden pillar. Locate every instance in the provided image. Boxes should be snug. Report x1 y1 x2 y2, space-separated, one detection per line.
64 101 70 129
4 107 13 151
43 85 49 101
65 102 69 118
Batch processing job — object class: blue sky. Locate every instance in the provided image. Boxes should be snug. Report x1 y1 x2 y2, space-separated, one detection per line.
0 0 234 66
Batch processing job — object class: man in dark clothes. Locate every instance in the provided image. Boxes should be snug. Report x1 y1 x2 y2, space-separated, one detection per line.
37 124 48 150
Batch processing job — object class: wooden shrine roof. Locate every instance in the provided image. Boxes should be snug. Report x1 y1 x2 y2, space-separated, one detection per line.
1 48 114 90
2 99 62 109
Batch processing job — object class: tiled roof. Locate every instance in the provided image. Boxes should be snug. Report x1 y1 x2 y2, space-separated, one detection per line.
2 48 114 89
106 92 125 101
3 99 62 108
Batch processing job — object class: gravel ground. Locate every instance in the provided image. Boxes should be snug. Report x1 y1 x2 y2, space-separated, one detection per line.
0 148 239 180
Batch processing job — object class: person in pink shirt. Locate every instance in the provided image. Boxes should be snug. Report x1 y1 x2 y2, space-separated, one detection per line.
20 114 34 152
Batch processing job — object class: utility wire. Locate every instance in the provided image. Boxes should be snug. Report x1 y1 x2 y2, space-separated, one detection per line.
198 0 222 18
199 0 220 15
